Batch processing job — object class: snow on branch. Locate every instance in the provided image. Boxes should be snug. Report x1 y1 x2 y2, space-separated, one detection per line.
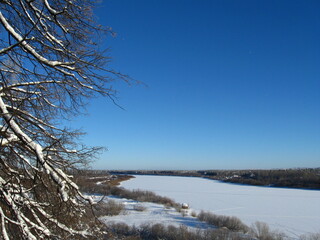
0 0 130 239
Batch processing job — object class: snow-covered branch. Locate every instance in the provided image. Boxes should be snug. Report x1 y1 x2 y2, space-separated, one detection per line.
0 1 129 239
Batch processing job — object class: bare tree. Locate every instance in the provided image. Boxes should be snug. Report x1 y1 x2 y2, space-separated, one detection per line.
0 0 128 239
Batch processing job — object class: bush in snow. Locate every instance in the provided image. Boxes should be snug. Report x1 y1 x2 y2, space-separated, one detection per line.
250 221 287 240
300 233 320 240
106 222 253 240
191 211 198 217
133 204 147 212
109 187 179 209
93 200 125 217
197 210 249 233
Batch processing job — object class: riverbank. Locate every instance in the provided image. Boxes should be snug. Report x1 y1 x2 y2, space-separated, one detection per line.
73 170 319 239
111 168 320 190
121 174 320 238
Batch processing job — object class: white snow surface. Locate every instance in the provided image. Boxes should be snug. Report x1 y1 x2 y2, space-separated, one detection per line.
121 175 320 238
89 195 213 230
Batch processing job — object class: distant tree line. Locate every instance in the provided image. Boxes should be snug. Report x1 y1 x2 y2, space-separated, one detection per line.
217 168 320 189
110 168 320 189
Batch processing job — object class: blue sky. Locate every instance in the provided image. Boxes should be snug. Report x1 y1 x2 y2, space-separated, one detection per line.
72 0 319 170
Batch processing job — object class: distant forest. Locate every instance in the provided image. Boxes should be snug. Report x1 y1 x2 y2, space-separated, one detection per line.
110 168 320 190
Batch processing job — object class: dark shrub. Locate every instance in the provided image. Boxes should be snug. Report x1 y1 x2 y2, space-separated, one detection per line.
94 199 125 216
197 211 249 232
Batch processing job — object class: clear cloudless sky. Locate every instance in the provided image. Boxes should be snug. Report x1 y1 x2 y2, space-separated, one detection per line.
71 0 320 170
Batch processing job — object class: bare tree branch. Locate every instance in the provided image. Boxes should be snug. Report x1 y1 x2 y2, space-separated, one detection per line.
0 1 129 239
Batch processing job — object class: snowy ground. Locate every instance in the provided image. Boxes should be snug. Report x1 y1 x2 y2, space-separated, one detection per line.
89 195 213 230
121 175 320 238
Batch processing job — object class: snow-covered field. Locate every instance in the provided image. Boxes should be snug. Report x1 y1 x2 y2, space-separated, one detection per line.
121 175 320 238
89 195 213 230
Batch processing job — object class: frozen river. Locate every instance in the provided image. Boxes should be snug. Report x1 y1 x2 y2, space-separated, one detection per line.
121 175 320 238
